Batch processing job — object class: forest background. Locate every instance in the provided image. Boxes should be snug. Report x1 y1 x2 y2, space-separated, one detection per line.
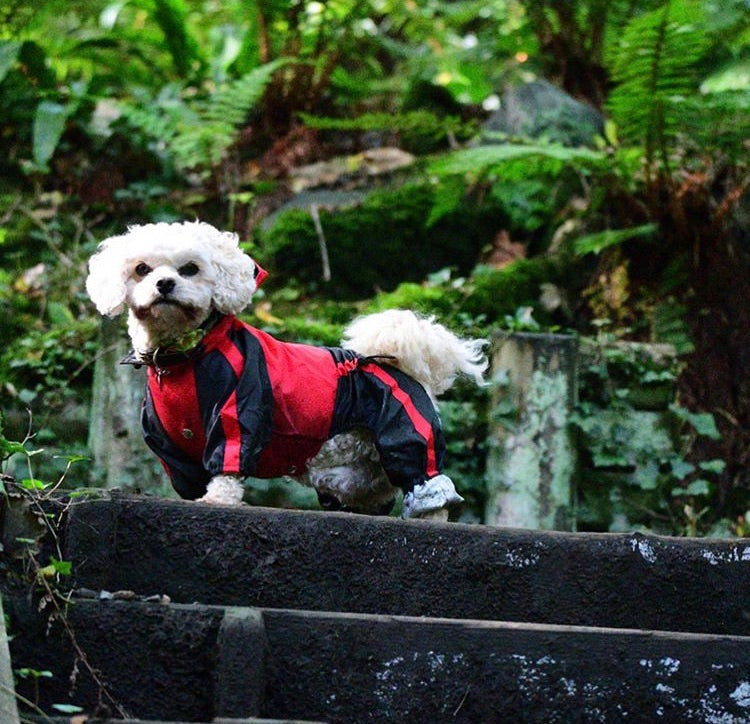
1 0 749 536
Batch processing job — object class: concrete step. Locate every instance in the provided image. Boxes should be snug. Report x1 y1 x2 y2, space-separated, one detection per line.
10 598 750 723
31 719 321 724
65 496 750 636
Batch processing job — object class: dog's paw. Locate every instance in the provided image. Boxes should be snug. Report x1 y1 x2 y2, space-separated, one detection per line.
198 476 245 505
402 474 463 520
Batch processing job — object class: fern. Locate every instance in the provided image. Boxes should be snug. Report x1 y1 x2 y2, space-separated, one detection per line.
573 224 658 256
151 0 205 79
301 110 466 135
424 143 607 226
429 143 606 177
652 298 695 354
606 0 712 166
203 59 287 127
122 59 286 178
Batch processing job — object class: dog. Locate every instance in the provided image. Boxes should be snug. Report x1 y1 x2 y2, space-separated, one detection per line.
86 221 486 518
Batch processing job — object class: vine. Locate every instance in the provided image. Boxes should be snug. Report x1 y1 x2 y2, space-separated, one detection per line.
0 417 127 719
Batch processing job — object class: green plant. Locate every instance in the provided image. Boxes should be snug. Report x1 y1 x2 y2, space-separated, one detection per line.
426 142 611 249
1 420 121 718
606 0 712 171
0 319 99 411
121 58 287 180
572 331 735 535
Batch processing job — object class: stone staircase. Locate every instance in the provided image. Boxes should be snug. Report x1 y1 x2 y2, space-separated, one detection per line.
9 495 750 722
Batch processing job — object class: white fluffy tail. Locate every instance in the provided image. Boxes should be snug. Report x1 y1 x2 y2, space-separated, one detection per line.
342 309 487 398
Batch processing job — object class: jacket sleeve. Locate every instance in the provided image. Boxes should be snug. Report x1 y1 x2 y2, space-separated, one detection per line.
142 394 211 499
202 331 274 478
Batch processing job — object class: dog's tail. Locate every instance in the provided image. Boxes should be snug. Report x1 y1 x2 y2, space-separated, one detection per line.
342 309 488 398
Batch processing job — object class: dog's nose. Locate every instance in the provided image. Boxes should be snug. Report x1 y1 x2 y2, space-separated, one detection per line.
156 278 176 296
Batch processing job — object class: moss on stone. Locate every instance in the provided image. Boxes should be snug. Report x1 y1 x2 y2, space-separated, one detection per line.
464 259 560 323
257 182 508 299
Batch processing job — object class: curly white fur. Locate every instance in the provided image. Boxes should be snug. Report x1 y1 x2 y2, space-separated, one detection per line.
342 309 487 400
86 221 260 359
201 475 246 505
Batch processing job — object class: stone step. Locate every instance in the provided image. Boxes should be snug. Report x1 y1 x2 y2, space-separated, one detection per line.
32 719 321 724
65 496 750 636
10 598 750 723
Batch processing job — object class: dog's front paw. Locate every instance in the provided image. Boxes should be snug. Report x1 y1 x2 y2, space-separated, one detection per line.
198 476 245 505
402 475 463 520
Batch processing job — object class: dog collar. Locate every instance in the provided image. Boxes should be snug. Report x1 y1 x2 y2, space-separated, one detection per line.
120 311 225 369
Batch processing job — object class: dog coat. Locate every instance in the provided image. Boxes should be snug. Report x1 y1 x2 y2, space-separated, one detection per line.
125 314 446 500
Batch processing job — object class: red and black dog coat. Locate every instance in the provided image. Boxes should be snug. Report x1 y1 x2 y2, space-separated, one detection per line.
125 314 446 502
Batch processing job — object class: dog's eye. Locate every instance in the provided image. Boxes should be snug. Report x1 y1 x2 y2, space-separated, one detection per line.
135 262 152 277
178 262 199 277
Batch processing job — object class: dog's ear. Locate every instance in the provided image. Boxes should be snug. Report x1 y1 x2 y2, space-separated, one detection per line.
206 226 260 315
86 235 129 317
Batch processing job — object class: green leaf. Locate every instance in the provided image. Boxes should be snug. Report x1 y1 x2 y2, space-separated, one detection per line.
699 459 727 474
32 101 70 168
47 557 73 576
54 454 90 464
46 301 74 324
152 0 206 78
429 143 605 177
0 437 27 458
0 40 22 83
574 224 658 256
670 458 695 480
15 668 53 679
52 704 84 714
20 478 46 490
606 0 712 155
670 405 721 440
672 479 711 497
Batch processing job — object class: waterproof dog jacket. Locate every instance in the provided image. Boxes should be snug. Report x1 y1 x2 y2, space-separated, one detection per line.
132 314 446 500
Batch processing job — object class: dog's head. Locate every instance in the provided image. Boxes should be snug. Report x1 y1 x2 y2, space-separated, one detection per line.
86 221 265 354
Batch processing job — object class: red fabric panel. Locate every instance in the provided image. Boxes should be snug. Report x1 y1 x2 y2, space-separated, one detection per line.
220 390 242 472
148 365 205 463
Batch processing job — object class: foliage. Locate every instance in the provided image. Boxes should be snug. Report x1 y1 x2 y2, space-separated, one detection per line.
120 58 288 179
0 420 117 718
572 332 738 536
0 319 98 409
606 0 713 169
573 224 657 256
258 182 507 298
467 261 557 323
300 110 476 153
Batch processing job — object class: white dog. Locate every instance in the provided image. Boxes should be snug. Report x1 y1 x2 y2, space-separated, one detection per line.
86 221 486 518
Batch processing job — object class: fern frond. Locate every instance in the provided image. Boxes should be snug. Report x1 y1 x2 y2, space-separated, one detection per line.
606 0 712 163
428 143 606 178
152 0 206 79
167 59 287 176
573 224 658 256
203 58 288 127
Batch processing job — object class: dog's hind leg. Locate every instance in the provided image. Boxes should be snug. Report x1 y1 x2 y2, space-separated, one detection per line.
354 362 464 519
